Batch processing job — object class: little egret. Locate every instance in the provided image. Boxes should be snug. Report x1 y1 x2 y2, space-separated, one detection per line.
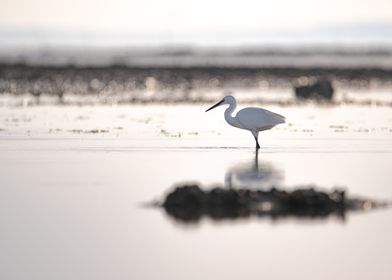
206 95 285 149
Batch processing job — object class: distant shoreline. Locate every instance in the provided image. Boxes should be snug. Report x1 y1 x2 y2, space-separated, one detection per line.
1 63 392 82
1 45 392 68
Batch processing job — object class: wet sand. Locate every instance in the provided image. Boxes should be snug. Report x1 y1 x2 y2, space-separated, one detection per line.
1 104 392 280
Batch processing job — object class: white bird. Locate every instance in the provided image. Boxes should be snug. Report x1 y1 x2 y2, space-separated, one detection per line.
206 95 285 149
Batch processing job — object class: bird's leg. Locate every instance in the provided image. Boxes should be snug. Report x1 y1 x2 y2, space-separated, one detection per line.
254 136 260 149
251 131 260 149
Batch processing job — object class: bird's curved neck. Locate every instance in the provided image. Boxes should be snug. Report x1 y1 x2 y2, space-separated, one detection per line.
224 101 241 127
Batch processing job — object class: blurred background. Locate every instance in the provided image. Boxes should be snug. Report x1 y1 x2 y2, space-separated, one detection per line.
1 0 392 105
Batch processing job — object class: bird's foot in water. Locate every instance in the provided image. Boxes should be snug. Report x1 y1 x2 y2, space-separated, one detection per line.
256 143 260 149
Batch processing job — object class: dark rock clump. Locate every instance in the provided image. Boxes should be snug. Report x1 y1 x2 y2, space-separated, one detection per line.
162 185 383 223
294 78 334 101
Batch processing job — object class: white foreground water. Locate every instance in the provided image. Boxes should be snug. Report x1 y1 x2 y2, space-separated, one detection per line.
1 104 392 280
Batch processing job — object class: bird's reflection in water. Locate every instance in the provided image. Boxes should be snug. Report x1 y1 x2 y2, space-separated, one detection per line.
225 149 283 190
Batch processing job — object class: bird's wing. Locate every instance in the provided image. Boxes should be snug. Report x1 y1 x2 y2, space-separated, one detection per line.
237 107 285 131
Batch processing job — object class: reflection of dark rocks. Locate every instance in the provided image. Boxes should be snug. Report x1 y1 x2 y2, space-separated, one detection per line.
294 78 334 101
162 185 387 223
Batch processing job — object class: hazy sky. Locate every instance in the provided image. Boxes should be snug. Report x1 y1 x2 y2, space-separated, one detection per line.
1 0 392 45
1 0 392 32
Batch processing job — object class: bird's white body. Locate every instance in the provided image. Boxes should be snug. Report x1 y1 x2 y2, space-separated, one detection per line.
206 95 285 148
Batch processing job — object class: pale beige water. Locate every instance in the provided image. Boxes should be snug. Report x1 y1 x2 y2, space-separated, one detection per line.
1 104 392 280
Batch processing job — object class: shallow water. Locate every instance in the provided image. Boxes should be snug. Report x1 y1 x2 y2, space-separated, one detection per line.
1 104 392 280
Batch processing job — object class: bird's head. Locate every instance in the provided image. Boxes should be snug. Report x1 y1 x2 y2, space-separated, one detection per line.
205 95 235 112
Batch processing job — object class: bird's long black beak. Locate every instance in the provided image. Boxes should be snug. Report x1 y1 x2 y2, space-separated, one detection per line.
205 99 224 112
